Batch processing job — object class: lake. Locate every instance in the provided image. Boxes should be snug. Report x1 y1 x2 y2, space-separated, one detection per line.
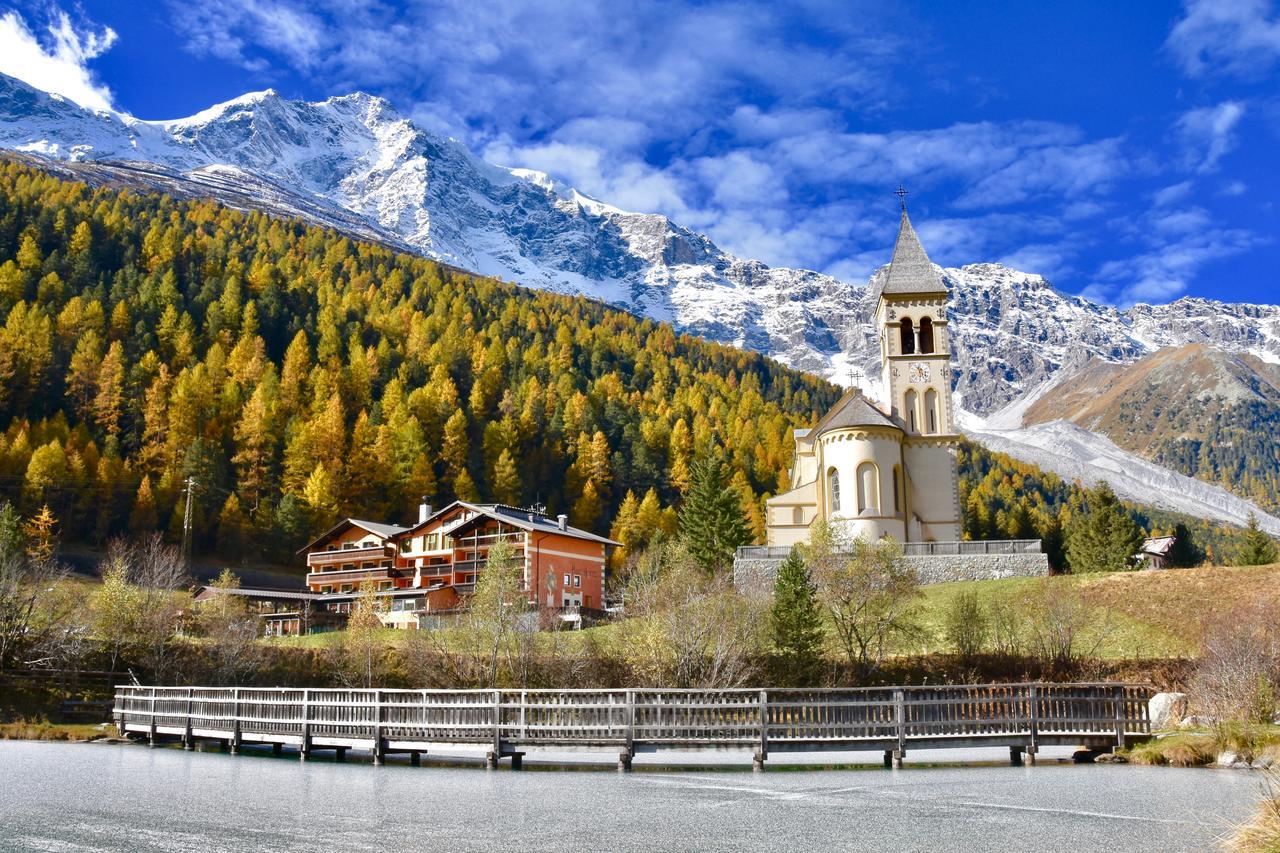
0 740 1264 852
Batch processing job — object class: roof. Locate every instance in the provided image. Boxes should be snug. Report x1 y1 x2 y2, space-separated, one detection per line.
404 500 622 547
878 210 947 298
812 389 900 436
195 586 322 602
1141 536 1177 556
295 518 409 555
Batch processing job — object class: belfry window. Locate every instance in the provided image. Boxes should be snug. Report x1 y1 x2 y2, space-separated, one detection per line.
925 389 938 434
919 317 934 354
828 468 841 512
905 389 918 433
900 318 915 354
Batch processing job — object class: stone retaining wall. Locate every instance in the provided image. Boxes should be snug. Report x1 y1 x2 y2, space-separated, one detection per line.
734 552 1050 593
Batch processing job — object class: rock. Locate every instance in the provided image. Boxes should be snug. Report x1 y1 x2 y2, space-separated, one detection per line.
1216 751 1240 767
1252 756 1274 770
1095 752 1127 763
1148 693 1189 730
1179 715 1215 730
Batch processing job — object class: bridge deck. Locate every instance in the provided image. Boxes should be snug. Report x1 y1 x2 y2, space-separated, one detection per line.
114 683 1151 769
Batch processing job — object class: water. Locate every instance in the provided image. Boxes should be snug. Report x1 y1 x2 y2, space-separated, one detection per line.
0 741 1264 852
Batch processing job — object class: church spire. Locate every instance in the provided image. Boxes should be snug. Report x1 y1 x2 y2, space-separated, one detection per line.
880 205 946 297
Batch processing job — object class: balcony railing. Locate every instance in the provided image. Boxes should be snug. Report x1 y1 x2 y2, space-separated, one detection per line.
305 568 394 588
306 545 395 567
736 539 1043 560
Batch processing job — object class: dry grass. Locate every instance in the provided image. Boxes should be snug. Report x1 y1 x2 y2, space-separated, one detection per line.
1227 766 1280 853
0 721 107 741
1125 732 1219 766
1074 564 1280 651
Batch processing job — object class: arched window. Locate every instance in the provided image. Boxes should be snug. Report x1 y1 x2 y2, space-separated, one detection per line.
899 318 915 354
905 389 918 433
792 506 804 525
828 468 840 512
919 317 934 354
925 388 938 434
892 465 902 513
856 462 879 515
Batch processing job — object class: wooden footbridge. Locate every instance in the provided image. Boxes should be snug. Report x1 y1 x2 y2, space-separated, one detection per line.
113 682 1151 770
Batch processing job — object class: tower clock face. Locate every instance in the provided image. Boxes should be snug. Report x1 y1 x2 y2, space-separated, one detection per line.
908 362 930 383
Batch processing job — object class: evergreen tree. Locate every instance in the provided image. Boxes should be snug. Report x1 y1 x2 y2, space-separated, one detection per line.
769 548 824 685
1236 512 1279 566
1165 522 1205 568
1064 481 1144 572
678 449 752 575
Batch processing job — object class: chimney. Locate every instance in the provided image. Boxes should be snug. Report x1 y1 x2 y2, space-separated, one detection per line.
557 514 568 531
418 498 432 524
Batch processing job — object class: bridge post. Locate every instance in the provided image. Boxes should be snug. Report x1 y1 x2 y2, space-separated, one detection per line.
1113 685 1125 750
1027 684 1038 766
893 690 906 768
619 689 635 773
299 688 311 761
230 688 242 755
148 687 157 748
372 689 385 766
183 688 193 750
753 689 768 772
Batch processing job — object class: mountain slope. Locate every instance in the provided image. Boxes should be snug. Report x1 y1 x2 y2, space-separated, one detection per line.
1020 345 1280 512
4 73 1280 419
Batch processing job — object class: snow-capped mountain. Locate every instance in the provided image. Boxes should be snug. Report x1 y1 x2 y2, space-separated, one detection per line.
3 72 1279 420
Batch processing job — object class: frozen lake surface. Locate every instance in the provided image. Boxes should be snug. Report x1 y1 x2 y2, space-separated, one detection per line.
0 740 1264 852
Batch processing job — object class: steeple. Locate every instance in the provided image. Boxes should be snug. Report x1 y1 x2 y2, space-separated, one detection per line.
880 210 946 297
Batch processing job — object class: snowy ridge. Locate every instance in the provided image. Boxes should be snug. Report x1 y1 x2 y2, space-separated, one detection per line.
969 420 1280 535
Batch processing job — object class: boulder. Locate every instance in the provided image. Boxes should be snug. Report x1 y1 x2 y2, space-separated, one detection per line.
1179 714 1215 730
1148 692 1188 730
1095 752 1127 763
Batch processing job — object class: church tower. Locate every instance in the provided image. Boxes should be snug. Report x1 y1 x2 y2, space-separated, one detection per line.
873 202 962 541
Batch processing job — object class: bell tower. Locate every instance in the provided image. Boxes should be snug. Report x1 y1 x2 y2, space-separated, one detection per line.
873 192 961 541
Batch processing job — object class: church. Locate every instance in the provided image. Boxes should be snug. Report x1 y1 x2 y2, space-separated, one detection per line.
764 206 963 547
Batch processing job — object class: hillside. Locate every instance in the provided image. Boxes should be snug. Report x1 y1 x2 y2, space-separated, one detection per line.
0 160 839 560
1022 345 1280 513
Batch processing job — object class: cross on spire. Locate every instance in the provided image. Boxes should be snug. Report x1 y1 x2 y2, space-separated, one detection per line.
847 366 865 388
894 185 909 211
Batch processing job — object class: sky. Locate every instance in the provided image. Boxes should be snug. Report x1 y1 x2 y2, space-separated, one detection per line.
0 0 1277 307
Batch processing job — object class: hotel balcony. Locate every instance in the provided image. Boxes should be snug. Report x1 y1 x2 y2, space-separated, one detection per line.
306 543 397 569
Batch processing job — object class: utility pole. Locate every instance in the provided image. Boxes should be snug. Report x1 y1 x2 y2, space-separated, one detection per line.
182 476 196 561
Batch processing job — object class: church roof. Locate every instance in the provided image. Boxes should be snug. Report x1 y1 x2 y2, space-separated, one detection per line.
813 389 900 436
879 210 947 297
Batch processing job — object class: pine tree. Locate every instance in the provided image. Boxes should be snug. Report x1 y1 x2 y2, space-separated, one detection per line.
678 450 752 575
1236 512 1279 566
1064 481 1144 573
769 548 824 685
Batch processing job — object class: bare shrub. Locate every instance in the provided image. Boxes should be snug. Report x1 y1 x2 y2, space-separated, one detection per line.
944 590 988 658
1191 603 1279 725
1019 579 1109 677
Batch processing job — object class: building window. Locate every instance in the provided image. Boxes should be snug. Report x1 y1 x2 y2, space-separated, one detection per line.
563 573 571 586
573 575 581 588
900 318 915 354
893 466 902 514
919 317 934 354
828 468 841 512
905 390 918 433
400 539 411 554
792 506 804 525
341 563 355 572
856 462 879 515
925 389 938 434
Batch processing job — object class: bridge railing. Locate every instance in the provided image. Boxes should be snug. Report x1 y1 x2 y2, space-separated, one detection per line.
115 682 1149 755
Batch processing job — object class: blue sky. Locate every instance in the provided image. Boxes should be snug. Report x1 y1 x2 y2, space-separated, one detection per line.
1 0 1277 307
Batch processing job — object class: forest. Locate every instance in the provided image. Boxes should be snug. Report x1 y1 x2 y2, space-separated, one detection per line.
0 160 838 564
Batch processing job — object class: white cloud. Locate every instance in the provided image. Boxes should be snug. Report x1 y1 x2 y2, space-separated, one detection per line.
1166 0 1280 79
1177 102 1246 173
0 8 117 112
